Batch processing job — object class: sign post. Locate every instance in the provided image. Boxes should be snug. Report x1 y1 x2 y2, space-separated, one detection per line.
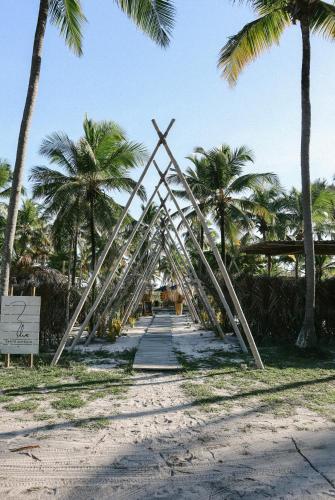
0 293 41 367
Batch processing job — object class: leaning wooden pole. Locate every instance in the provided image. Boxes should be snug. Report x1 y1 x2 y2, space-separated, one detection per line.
69 180 169 351
152 121 264 369
164 222 223 335
85 232 161 345
122 245 162 327
164 241 200 323
156 165 248 353
159 191 225 336
51 121 174 365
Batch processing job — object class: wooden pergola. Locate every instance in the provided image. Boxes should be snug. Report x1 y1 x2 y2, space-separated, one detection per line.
242 240 335 256
241 240 335 275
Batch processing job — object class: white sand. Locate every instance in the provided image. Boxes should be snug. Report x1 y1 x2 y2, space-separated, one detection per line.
1 314 335 499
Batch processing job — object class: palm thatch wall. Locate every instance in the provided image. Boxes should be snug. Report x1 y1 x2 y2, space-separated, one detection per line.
11 266 82 349
205 275 335 343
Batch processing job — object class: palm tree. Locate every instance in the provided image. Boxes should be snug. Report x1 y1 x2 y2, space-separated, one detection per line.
248 186 288 241
218 0 335 347
1 0 176 296
15 198 51 265
30 117 147 280
0 160 12 199
170 145 278 265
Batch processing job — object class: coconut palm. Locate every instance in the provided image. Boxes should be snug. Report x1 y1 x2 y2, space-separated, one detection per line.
248 185 289 241
0 160 13 199
1 0 175 296
30 117 147 280
15 198 51 265
169 145 278 265
218 0 335 346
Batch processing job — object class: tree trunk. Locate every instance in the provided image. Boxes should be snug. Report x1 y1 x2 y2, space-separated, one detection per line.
71 224 79 286
296 19 317 349
295 255 300 280
219 204 226 266
0 0 49 296
89 197 96 272
89 196 96 330
200 224 204 251
66 233 74 325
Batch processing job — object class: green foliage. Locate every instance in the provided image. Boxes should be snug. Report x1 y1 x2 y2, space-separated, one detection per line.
114 0 175 48
128 316 136 328
108 318 123 340
49 0 86 56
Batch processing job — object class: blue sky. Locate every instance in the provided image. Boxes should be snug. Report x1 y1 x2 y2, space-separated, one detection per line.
1 0 335 217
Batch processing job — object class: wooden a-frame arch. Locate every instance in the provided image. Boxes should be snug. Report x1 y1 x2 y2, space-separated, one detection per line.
51 120 264 369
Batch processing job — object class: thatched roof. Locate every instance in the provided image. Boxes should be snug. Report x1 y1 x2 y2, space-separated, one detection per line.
12 265 68 288
241 240 335 256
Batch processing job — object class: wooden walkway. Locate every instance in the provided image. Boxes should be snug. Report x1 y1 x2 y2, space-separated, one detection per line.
133 313 181 371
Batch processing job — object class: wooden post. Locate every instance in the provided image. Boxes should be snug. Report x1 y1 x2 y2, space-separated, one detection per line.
70 194 168 351
51 121 174 365
158 170 248 353
4 285 14 368
159 190 225 336
85 233 161 345
4 353 10 368
29 286 36 368
164 226 223 334
152 120 264 369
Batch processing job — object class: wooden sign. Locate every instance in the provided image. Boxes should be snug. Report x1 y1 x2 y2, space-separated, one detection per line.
0 296 41 355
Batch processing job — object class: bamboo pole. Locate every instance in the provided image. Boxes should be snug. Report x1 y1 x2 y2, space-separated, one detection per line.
69 188 168 351
158 192 225 336
155 165 248 353
164 242 200 322
152 120 263 368
51 121 174 365
122 245 162 327
85 232 161 345
164 224 222 335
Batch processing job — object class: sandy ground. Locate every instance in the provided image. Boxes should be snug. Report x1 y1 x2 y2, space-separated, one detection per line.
1 315 335 499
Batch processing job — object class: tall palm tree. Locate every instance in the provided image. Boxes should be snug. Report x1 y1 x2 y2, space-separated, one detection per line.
170 145 278 265
248 185 288 241
1 0 175 296
0 160 12 199
30 117 147 281
15 198 51 265
218 0 335 347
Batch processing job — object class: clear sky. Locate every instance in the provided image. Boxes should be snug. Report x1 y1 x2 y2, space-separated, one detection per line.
1 0 335 217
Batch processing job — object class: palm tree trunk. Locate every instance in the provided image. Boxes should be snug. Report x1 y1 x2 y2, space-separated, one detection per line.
0 0 49 296
89 196 96 330
89 198 96 272
71 224 79 286
295 255 300 280
200 224 204 251
296 18 317 349
66 240 73 325
219 205 226 266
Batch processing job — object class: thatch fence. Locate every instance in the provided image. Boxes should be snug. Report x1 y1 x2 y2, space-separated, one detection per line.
205 275 335 343
11 266 82 350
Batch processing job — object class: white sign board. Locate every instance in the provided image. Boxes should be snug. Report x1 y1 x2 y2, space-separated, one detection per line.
0 296 41 354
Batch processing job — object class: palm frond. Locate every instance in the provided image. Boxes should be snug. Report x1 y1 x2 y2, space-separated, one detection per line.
49 0 86 55
218 8 290 85
114 0 175 47
310 1 335 39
